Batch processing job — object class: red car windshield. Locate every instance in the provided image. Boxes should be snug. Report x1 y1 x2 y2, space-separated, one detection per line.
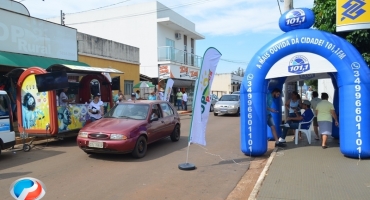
106 104 149 120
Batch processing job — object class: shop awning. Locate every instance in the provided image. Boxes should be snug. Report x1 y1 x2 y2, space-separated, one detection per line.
47 64 124 74
0 51 89 69
133 81 155 88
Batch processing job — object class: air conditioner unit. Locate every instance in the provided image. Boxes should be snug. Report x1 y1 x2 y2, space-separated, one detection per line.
175 33 182 40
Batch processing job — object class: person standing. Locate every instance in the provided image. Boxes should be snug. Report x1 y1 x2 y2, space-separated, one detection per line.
176 89 183 110
158 88 165 101
315 92 338 149
310 91 322 140
267 88 286 147
115 94 124 105
135 90 141 100
60 88 74 106
306 87 313 101
127 93 136 101
148 91 156 100
88 93 104 122
182 90 188 111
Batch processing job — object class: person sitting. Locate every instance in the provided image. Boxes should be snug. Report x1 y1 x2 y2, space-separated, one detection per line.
279 100 314 143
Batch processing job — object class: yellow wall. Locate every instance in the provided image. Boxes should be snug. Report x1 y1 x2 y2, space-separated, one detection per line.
78 55 140 95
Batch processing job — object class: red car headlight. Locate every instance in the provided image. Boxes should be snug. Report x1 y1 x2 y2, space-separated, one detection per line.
110 134 128 140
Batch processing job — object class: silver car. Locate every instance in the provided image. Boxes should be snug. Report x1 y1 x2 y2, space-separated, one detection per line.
210 94 219 112
214 94 240 116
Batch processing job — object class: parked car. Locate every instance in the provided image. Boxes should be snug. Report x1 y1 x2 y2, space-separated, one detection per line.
0 91 15 155
232 91 240 94
210 94 219 112
77 100 181 158
213 94 240 116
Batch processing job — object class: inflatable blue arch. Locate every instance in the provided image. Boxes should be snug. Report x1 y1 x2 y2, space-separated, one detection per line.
240 8 370 159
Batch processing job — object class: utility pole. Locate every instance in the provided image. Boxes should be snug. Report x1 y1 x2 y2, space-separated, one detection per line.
283 0 294 123
61 10 65 26
284 0 293 12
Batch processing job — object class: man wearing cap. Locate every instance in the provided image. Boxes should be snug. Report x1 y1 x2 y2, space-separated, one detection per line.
88 93 104 122
279 100 314 143
127 93 136 101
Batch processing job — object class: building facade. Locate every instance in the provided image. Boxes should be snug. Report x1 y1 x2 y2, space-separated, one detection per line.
211 73 243 97
47 1 204 107
77 32 140 98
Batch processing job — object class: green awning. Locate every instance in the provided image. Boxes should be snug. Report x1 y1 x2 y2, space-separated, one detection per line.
133 81 155 88
0 51 89 69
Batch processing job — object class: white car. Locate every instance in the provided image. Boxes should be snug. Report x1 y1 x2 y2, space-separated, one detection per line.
213 94 240 116
0 91 15 155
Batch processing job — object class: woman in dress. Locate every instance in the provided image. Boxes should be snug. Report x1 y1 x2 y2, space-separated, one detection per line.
315 92 339 149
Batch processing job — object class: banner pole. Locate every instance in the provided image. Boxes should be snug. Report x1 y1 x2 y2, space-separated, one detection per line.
179 142 196 170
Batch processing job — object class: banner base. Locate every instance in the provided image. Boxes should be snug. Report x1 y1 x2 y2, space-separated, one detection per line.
178 163 196 170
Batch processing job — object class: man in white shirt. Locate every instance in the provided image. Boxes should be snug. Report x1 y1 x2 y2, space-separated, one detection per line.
127 93 136 101
59 88 74 106
182 90 188 110
88 93 104 122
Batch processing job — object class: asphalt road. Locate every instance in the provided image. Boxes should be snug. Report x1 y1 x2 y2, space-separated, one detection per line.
0 114 250 200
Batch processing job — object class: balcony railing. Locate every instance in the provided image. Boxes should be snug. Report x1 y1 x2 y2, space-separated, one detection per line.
158 46 203 68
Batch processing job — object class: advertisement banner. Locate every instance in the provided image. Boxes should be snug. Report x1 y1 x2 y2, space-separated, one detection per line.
158 65 200 80
57 104 89 132
189 48 222 146
0 9 78 60
21 75 50 130
336 0 370 32
164 79 174 102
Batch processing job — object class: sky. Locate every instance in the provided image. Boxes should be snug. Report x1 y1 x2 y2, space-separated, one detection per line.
17 0 315 74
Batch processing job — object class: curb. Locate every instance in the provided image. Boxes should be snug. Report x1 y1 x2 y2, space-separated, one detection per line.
248 147 278 200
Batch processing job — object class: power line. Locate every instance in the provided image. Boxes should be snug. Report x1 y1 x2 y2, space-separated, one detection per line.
276 0 282 15
66 0 221 25
219 58 248 65
65 0 131 15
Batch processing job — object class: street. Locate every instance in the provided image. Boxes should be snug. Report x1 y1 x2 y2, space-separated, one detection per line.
0 114 250 200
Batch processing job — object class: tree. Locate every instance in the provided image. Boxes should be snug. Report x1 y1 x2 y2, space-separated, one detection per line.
313 0 370 66
232 67 245 76
304 79 318 90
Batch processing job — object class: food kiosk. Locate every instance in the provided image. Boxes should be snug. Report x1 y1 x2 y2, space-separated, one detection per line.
14 64 123 138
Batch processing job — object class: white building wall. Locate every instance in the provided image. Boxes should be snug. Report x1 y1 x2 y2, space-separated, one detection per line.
318 78 335 103
212 74 231 97
47 1 201 78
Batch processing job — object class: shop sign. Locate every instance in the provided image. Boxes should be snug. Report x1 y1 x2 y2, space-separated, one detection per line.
159 65 171 79
159 65 199 80
0 9 77 61
336 0 370 32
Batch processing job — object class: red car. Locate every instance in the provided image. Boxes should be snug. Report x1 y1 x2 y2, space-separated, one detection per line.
77 100 181 158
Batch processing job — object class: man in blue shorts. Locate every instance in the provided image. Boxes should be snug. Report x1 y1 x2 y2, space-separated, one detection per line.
279 100 314 143
267 88 286 147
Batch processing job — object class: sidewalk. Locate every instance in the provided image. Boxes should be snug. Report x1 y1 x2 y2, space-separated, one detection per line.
252 133 370 200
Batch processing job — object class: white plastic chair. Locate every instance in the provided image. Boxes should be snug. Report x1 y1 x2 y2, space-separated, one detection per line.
295 116 315 145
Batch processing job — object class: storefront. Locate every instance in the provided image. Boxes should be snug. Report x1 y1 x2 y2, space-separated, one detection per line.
0 8 88 131
158 64 199 108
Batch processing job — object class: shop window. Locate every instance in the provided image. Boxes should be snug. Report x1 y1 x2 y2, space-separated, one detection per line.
124 80 134 95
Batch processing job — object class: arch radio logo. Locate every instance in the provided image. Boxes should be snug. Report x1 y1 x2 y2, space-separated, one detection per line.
9 177 46 200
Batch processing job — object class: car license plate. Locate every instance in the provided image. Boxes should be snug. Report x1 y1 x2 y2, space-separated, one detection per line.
88 141 103 148
221 110 227 113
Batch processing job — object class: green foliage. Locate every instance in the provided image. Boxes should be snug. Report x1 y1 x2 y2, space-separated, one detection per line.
313 0 370 66
304 80 318 90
